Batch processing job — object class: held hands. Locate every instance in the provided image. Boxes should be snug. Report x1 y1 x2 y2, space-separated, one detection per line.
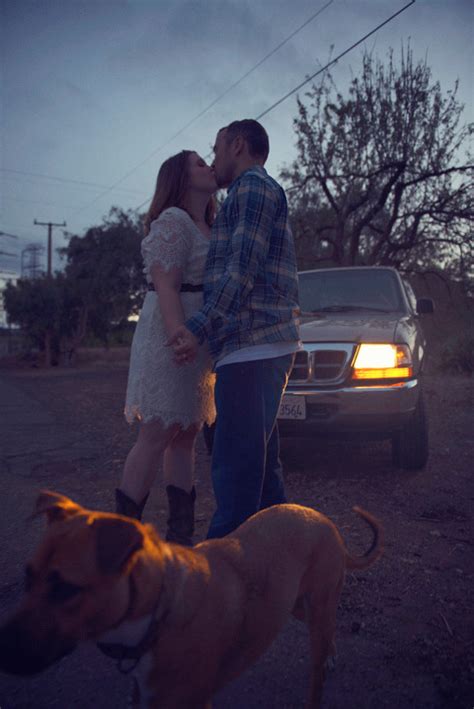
166 326 199 365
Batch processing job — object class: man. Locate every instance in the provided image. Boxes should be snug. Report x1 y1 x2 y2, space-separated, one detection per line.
169 119 300 538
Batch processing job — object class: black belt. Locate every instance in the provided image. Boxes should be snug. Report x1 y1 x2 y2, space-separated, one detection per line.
147 283 203 293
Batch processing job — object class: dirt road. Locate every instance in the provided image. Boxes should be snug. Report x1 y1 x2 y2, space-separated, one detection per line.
0 363 472 708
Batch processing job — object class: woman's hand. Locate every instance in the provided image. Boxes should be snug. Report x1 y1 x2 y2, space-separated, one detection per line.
167 326 199 365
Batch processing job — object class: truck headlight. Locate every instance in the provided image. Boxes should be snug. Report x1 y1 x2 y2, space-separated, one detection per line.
352 344 413 379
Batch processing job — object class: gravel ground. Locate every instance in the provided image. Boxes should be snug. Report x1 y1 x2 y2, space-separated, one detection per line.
0 360 472 709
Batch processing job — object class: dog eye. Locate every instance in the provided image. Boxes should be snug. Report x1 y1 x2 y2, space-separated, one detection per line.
47 571 83 603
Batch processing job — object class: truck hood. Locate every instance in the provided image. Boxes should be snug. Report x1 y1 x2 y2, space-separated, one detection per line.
299 311 401 343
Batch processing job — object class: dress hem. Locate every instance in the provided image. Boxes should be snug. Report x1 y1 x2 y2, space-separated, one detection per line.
124 405 215 430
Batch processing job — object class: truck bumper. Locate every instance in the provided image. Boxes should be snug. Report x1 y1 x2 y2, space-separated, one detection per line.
278 378 420 439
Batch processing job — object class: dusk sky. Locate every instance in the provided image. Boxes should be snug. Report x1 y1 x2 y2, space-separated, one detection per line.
1 0 472 274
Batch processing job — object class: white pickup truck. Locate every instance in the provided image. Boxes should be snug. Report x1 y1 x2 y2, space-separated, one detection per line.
278 266 434 470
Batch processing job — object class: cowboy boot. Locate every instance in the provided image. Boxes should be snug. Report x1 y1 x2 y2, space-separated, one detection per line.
115 488 149 521
165 485 196 546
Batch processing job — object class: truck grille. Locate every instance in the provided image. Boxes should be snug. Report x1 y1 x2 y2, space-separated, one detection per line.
289 348 351 383
313 350 347 380
289 351 309 381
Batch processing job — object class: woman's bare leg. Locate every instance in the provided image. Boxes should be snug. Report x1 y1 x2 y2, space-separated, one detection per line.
163 423 201 492
120 419 180 504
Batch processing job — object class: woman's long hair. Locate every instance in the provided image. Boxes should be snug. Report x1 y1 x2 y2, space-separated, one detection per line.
144 150 215 235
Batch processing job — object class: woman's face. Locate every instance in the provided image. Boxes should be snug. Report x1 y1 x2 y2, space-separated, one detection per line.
187 152 217 195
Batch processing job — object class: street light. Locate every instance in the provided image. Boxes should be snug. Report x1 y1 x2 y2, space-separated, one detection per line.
0 231 19 239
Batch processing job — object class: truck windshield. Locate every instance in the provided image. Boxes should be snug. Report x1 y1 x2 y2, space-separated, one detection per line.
298 270 404 313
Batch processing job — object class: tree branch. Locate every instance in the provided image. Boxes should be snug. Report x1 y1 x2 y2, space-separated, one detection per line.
350 162 407 262
402 164 473 189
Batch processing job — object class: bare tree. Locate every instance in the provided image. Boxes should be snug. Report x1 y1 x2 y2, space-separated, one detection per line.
282 45 473 283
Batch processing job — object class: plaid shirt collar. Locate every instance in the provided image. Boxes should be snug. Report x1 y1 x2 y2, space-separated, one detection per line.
226 165 267 194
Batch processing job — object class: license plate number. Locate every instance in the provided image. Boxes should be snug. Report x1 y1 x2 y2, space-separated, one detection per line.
278 395 306 420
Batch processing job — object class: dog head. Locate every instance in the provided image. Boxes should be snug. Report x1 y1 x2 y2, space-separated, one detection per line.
0 490 146 676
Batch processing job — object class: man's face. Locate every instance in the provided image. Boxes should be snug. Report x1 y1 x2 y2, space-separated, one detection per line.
212 129 235 189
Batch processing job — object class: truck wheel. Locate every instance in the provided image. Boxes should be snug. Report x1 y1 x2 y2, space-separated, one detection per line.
392 391 429 470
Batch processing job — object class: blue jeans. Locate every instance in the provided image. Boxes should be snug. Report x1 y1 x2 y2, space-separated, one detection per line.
206 353 295 539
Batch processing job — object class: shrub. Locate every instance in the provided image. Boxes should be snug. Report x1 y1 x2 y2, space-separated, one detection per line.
439 334 474 374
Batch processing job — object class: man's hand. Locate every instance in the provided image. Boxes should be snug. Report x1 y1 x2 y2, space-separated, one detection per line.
167 325 199 365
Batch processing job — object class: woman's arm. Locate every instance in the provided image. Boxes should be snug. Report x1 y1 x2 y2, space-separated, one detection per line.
150 264 185 339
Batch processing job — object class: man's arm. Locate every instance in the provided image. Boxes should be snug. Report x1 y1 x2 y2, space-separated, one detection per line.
186 175 278 343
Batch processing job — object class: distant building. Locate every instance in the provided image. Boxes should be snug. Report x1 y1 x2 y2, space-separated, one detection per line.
0 270 18 328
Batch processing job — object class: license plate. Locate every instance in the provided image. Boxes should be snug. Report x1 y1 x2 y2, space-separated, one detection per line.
278 394 306 420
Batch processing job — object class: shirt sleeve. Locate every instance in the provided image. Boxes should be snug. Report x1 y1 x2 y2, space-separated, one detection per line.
142 209 192 276
185 175 278 342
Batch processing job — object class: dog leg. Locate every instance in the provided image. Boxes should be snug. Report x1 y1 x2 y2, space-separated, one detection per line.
127 677 140 709
304 590 340 709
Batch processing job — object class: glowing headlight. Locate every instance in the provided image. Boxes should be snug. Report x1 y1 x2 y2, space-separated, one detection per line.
352 344 413 379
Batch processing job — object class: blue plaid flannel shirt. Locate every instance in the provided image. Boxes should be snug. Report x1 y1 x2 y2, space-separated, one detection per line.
186 166 300 364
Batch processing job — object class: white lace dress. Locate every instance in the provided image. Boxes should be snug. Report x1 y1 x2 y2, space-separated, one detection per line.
124 207 216 428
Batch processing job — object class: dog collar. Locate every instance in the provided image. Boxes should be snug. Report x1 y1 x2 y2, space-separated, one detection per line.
97 577 167 674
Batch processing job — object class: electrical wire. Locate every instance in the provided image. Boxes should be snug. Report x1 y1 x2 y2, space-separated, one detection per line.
0 168 146 195
19 1 415 226
67 0 335 219
135 0 416 213
256 0 416 119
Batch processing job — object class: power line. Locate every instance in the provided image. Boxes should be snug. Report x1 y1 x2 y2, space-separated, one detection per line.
67 0 335 219
256 0 416 120
0 232 19 259
4 195 85 210
182 0 335 126
135 0 416 214
0 223 37 238
0 168 146 195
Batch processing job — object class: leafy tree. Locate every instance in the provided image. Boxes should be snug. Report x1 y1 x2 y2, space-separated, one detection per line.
61 207 145 348
4 208 145 366
3 274 82 366
282 45 473 282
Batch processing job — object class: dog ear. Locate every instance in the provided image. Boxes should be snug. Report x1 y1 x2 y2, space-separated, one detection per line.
93 517 144 575
34 490 82 524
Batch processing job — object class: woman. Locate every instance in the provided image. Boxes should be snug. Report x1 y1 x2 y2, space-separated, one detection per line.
118 150 217 545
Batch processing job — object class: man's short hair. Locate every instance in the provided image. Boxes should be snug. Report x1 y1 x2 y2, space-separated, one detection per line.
223 119 269 162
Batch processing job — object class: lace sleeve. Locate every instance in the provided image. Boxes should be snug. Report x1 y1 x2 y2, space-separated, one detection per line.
142 208 193 275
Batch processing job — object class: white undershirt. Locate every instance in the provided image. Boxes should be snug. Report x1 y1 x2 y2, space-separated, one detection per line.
215 341 302 369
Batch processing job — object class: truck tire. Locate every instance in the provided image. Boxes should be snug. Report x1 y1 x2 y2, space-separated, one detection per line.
392 391 429 470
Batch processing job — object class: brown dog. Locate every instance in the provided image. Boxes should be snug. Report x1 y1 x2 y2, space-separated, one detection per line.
0 491 383 708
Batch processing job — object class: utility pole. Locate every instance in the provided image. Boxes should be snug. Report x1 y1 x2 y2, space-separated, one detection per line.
33 220 65 368
33 219 66 277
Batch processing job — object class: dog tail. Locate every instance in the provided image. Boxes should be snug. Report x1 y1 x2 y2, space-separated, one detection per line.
344 506 384 571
